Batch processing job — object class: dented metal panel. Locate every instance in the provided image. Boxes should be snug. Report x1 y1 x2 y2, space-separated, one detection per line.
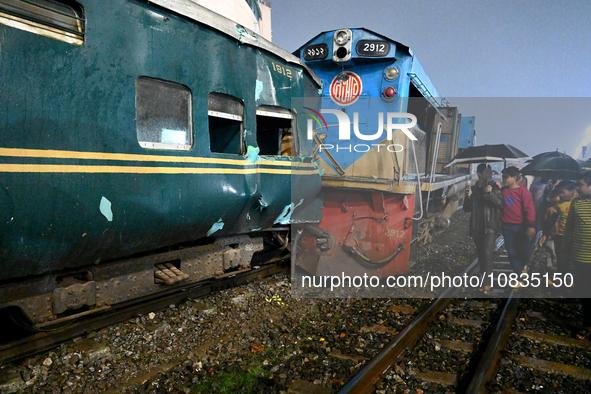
148 0 322 86
295 190 415 278
0 0 323 282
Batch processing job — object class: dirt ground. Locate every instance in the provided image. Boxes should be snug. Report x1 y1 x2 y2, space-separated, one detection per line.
411 209 476 277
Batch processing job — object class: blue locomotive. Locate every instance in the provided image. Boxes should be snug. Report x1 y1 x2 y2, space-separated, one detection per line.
293 28 472 280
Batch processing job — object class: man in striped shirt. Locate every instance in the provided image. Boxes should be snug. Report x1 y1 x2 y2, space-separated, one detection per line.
562 171 591 336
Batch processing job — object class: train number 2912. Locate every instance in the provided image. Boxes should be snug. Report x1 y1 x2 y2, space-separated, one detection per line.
364 42 385 52
271 62 292 79
385 229 405 238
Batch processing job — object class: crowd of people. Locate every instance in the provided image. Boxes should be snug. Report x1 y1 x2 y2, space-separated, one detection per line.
463 165 591 339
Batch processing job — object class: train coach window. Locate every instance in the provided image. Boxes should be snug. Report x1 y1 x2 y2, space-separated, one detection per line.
256 106 295 156
208 93 244 155
0 0 84 45
136 77 193 151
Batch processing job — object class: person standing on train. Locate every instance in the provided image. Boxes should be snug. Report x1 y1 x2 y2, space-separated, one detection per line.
561 172 591 338
464 164 503 292
500 166 536 276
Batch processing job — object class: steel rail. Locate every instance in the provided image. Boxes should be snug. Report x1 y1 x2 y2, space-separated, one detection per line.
463 233 541 393
338 234 511 394
337 257 482 394
464 291 521 394
0 263 285 364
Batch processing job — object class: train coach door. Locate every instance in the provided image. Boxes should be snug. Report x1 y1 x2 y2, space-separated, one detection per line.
253 106 297 223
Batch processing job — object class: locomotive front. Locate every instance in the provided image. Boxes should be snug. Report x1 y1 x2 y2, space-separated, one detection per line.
293 28 460 282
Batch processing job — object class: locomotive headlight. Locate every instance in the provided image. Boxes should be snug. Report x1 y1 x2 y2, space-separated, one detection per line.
385 67 399 80
335 30 349 45
332 29 352 62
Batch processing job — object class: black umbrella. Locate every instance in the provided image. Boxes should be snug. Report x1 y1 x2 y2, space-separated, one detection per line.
445 144 531 168
522 156 581 180
527 150 571 163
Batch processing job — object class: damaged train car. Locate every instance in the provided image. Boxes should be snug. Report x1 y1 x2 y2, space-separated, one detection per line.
0 0 322 326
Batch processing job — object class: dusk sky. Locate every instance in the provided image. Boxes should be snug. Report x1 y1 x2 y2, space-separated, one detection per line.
271 0 591 159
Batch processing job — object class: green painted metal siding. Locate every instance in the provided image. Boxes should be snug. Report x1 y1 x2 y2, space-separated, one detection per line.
0 0 322 279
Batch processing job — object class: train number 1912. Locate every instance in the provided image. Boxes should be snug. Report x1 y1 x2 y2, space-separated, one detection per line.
303 43 329 61
271 62 292 79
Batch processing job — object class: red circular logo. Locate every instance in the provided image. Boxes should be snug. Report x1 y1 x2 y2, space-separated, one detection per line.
329 72 363 106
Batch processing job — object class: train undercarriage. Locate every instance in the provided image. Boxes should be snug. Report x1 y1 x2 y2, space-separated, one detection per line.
0 232 295 329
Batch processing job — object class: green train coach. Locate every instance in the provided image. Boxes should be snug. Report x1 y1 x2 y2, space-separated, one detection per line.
0 0 323 326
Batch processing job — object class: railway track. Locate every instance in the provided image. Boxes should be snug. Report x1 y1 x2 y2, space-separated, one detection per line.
337 258 496 393
337 235 591 394
3 227 589 393
336 235 504 394
470 297 591 393
0 262 286 365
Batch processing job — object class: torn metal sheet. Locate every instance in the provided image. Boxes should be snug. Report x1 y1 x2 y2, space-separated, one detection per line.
148 0 321 85
274 199 304 225
244 146 260 163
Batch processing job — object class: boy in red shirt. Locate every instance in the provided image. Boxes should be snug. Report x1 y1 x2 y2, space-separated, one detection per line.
501 167 536 275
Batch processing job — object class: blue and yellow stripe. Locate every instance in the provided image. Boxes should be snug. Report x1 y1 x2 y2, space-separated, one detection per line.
0 148 319 175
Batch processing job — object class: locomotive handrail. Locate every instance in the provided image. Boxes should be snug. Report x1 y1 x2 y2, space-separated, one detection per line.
345 241 405 267
409 139 424 220
407 73 449 118
426 122 443 213
352 212 388 221
312 129 345 176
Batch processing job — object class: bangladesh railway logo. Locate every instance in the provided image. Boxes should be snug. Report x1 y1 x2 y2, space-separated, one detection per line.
329 71 362 106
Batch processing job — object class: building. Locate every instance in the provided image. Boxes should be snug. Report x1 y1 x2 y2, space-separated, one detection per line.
191 0 272 41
